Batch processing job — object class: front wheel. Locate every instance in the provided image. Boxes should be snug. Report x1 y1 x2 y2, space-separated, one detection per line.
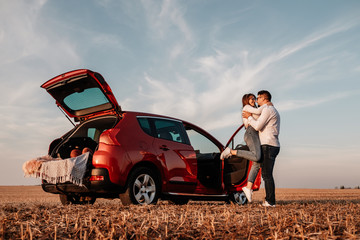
120 167 160 205
229 192 248 205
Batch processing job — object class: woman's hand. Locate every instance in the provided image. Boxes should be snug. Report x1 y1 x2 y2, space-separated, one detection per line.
242 111 252 118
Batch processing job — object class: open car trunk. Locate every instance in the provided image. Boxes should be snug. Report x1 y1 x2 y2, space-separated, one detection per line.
50 116 118 158
42 115 119 195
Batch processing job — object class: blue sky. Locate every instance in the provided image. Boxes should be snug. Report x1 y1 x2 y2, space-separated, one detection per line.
1 0 359 188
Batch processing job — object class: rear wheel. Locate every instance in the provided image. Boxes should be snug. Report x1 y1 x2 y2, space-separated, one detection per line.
120 167 160 205
229 192 248 205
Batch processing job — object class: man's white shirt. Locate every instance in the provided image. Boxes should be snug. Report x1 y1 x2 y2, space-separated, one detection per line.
247 105 280 147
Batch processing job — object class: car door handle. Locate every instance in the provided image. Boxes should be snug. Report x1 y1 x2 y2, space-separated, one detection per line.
159 145 170 151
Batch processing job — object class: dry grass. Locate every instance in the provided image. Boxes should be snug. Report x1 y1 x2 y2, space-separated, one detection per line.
1 186 360 239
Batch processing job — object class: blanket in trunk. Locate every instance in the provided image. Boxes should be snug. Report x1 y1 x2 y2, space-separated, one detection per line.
23 152 90 186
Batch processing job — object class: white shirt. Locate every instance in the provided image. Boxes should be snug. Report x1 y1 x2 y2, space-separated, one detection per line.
242 104 266 128
247 105 280 147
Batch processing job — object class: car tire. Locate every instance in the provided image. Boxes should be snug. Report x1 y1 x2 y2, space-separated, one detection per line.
229 191 248 205
120 167 160 205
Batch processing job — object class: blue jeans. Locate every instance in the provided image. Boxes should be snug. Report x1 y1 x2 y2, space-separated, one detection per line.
261 145 280 205
247 161 261 183
235 126 261 162
235 126 262 183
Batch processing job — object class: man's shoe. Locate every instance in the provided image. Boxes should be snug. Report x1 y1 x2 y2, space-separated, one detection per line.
261 201 275 208
220 147 231 160
242 187 253 202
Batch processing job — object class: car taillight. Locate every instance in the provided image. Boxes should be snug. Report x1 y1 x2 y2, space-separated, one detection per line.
89 176 105 181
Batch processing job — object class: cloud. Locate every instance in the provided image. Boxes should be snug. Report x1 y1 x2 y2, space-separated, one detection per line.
0 0 84 185
122 11 360 136
129 15 360 131
0 4 82 121
140 0 194 60
0 105 68 186
0 1 82 77
159 0 192 41
0 105 70 155
277 90 360 112
90 33 123 49
0 1 45 65
354 65 360 72
142 0 192 41
94 0 112 8
252 19 359 80
125 68 244 131
136 73 198 120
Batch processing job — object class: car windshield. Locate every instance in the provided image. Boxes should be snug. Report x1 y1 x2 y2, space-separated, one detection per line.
63 88 109 111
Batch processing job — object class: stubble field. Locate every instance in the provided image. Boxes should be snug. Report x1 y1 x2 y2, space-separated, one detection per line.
0 186 359 239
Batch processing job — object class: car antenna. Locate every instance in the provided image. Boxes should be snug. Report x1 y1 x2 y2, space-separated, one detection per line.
57 105 76 127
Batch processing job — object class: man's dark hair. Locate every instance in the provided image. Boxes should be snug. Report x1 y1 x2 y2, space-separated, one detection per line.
258 90 272 101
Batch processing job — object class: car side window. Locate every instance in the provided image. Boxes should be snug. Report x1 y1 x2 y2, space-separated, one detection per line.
153 119 189 144
186 128 220 154
137 118 152 136
87 128 96 140
87 127 104 142
226 126 246 149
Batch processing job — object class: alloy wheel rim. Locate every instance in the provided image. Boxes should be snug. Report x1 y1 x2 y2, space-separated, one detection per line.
233 192 247 205
133 174 156 204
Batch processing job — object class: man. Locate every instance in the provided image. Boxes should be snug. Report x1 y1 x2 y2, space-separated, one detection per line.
243 90 280 207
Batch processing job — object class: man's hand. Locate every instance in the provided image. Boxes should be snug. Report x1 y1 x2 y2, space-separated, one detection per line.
242 111 251 118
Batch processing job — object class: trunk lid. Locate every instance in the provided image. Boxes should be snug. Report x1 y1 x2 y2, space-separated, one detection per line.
41 69 121 121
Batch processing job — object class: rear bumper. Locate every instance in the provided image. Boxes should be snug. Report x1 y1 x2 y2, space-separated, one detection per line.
41 168 124 196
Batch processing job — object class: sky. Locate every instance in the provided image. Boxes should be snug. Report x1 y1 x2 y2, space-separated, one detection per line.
1 0 360 189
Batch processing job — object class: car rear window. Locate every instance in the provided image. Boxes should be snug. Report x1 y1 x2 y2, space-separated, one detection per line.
64 88 109 111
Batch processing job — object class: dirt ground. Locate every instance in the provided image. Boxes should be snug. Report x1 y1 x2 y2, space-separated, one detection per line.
1 186 360 239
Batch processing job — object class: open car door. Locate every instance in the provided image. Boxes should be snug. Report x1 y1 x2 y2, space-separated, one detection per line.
223 125 261 190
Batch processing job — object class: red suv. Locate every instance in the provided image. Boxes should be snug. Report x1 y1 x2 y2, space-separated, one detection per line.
41 69 261 205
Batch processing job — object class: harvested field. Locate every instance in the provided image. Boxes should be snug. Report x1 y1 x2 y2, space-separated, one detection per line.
1 186 359 239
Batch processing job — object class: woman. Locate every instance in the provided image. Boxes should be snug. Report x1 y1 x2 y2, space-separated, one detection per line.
220 93 270 202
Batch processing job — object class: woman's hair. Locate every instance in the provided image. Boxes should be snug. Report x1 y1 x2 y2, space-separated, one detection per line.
242 93 256 107
242 94 249 107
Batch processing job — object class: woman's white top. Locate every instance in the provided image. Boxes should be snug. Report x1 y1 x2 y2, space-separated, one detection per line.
242 104 266 128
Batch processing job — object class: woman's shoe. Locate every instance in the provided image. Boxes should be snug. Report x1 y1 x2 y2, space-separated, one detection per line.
242 187 252 202
220 147 231 160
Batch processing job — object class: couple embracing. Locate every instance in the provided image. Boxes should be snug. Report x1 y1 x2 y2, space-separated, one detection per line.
221 90 280 207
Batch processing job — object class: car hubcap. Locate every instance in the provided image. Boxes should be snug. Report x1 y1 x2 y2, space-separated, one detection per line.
233 192 247 205
133 174 156 204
